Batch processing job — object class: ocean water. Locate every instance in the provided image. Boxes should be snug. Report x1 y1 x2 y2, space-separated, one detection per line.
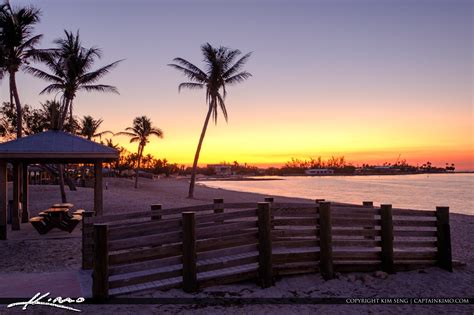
200 173 474 215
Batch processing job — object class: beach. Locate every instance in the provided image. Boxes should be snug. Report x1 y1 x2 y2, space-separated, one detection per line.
0 177 473 314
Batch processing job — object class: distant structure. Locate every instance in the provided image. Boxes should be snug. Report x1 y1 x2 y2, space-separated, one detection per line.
208 164 232 176
305 168 334 175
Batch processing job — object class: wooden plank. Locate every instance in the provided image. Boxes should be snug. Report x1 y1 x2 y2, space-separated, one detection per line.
109 265 182 289
198 265 258 289
272 228 318 238
197 252 259 273
196 208 257 224
392 220 436 227
109 255 182 276
319 202 334 280
182 212 197 293
333 239 381 247
92 210 156 224
92 224 109 299
332 218 379 227
273 239 319 248
273 218 318 226
393 230 437 237
196 221 257 239
394 251 437 260
108 230 181 251
333 251 380 260
272 208 318 217
275 262 319 276
436 206 452 272
392 208 436 217
109 243 182 265
108 218 181 240
196 232 258 252
332 229 380 237
380 204 394 274
197 243 258 261
394 241 437 248
273 250 320 264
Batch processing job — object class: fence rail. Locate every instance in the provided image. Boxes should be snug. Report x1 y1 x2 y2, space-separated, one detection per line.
88 198 453 299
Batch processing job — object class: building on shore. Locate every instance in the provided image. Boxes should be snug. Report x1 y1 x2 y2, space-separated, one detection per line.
208 164 232 176
305 168 334 175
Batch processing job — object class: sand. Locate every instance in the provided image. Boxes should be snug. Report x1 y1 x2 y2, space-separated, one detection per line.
0 177 472 314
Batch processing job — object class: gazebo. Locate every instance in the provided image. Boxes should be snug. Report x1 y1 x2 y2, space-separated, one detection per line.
0 130 119 240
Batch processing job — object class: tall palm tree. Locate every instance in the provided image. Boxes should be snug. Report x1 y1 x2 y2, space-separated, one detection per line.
0 1 42 138
117 116 163 188
25 30 122 128
169 43 252 198
26 30 121 202
79 115 112 141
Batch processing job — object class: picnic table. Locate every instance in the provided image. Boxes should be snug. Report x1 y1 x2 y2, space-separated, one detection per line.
29 203 84 234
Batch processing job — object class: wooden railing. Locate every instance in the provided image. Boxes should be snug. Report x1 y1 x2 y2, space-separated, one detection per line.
89 199 453 299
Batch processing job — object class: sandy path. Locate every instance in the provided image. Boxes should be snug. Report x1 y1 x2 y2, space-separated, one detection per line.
0 177 472 314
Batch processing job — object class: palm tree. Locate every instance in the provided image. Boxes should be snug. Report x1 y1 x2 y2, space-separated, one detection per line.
117 116 163 188
25 30 122 128
0 1 42 138
26 30 121 202
169 43 252 198
79 115 112 141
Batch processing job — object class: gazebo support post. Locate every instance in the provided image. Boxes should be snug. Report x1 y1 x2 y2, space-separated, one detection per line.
94 161 103 216
0 161 7 240
21 162 29 223
12 162 20 230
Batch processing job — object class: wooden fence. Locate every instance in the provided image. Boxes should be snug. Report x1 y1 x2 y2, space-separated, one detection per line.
88 199 452 299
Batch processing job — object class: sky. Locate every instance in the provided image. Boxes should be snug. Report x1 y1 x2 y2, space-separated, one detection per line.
1 0 473 169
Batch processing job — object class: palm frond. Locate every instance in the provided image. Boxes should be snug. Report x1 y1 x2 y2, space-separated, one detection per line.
171 58 207 78
168 64 207 83
39 84 65 95
79 59 123 84
178 82 204 92
79 84 119 94
225 71 252 85
223 52 252 78
23 66 64 83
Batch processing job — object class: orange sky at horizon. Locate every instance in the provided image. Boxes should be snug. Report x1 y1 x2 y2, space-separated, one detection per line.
2 1 472 170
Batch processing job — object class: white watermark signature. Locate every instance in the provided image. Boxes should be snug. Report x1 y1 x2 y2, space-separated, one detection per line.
7 292 85 312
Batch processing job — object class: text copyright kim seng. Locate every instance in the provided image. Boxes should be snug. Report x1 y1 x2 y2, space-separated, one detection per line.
346 298 471 304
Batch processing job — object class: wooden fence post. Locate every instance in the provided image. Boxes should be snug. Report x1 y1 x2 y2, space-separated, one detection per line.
0 161 7 240
264 197 274 204
319 201 334 280
436 206 452 272
151 204 162 220
380 204 394 274
362 201 375 240
182 212 197 292
82 211 95 269
257 202 273 288
92 224 109 300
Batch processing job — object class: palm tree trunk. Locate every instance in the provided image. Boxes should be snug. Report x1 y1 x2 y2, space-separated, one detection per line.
58 164 67 203
188 106 213 198
134 145 143 189
9 71 22 139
